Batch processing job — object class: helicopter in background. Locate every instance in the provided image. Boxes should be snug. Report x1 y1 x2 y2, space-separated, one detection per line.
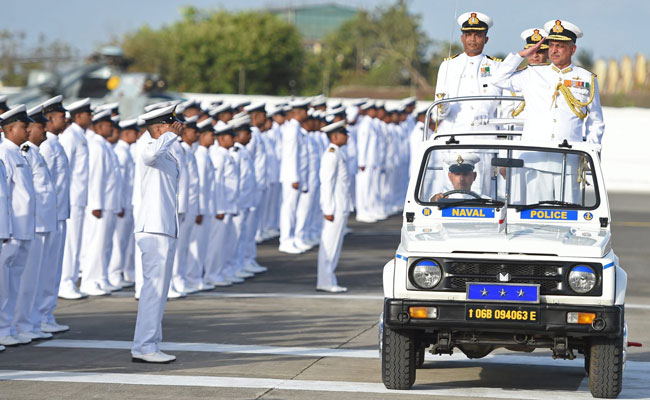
6 46 181 117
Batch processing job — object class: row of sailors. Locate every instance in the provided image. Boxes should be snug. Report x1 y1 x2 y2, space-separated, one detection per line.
0 93 425 350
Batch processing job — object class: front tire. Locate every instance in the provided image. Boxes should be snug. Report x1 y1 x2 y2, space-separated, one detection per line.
381 326 416 389
589 337 624 398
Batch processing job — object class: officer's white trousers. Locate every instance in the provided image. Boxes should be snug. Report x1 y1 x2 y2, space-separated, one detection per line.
267 182 281 232
232 209 250 273
108 210 134 285
80 210 116 288
171 213 196 292
294 187 316 244
205 215 234 283
132 232 176 356
15 232 51 334
186 217 211 287
355 168 371 219
370 168 383 216
279 183 300 247
317 212 348 288
252 188 267 240
39 221 66 325
60 205 84 292
308 186 322 240
0 239 31 337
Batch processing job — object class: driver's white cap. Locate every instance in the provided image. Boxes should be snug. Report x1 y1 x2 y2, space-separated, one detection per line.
444 153 480 173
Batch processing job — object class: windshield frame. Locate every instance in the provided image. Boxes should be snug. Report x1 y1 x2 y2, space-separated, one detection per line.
413 144 601 211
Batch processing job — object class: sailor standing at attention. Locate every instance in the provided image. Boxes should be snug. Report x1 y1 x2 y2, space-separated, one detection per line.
38 96 71 334
58 98 91 300
316 120 352 293
132 105 182 364
0 106 36 347
14 106 57 342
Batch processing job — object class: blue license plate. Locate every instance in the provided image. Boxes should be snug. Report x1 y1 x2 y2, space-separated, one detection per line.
466 282 540 303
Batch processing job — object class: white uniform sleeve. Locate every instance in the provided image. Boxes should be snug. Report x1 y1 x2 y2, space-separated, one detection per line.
490 53 527 93
87 143 105 211
584 77 605 144
213 156 226 215
319 151 337 216
141 132 177 167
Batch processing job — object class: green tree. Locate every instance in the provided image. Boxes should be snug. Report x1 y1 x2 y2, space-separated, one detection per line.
122 8 304 95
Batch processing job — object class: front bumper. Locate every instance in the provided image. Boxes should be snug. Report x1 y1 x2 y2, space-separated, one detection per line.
383 299 623 338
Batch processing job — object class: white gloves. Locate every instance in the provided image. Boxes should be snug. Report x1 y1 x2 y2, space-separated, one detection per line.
473 113 489 126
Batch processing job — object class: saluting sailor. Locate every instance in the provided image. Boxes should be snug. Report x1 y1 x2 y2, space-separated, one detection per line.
132 104 182 364
490 20 604 203
317 120 352 293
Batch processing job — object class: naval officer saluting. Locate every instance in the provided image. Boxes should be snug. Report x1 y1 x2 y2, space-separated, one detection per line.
132 105 182 363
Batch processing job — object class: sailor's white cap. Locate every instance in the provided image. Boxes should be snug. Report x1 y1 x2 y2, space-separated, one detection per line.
215 122 235 136
457 11 493 31
0 105 33 126
544 19 583 42
197 117 215 132
400 96 417 106
444 153 480 173
289 98 310 109
95 102 120 114
345 106 359 122
111 115 120 125
244 101 265 113
119 118 138 130
92 109 113 124
209 103 232 116
230 115 252 130
183 115 199 127
41 95 66 114
66 98 91 115
321 120 347 134
27 105 49 124
143 100 180 113
360 100 375 110
138 104 179 126
310 95 327 108
231 99 251 109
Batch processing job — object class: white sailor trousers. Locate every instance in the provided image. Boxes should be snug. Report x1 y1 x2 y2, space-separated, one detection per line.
80 210 116 288
317 212 348 288
232 208 250 273
186 217 211 288
132 232 176 356
39 220 66 325
355 168 371 217
60 205 85 292
0 239 31 337
108 210 135 285
171 212 196 291
279 182 300 246
205 214 234 283
15 232 50 334
294 187 315 245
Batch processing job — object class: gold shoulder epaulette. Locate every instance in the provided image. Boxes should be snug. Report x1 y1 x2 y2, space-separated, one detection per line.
444 53 460 62
486 55 502 62
515 65 528 72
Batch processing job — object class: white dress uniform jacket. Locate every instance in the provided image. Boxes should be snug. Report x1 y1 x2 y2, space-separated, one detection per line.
40 132 71 220
0 140 36 240
279 119 300 184
58 123 88 208
23 142 57 233
435 53 503 132
0 160 12 239
320 144 352 216
490 53 604 144
134 132 180 238
210 145 239 215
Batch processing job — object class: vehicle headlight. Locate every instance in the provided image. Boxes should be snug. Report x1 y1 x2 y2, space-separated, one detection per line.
411 259 442 289
568 265 597 294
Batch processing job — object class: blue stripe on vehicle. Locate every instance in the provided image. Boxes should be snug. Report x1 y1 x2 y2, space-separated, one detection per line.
395 254 407 261
603 262 615 269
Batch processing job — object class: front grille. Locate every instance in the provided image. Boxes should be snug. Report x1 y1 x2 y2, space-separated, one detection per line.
409 259 602 296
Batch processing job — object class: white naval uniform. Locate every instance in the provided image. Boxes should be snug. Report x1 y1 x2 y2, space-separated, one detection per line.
0 160 11 240
294 129 319 247
132 131 149 297
317 143 352 288
0 139 36 338
355 115 377 220
261 126 280 237
490 53 605 203
58 122 88 294
132 131 180 356
171 141 199 292
246 127 266 261
79 132 120 292
37 132 70 326
435 53 503 195
231 142 254 276
266 122 283 233
186 145 215 289
108 140 135 286
206 145 239 283
15 142 57 334
279 118 301 247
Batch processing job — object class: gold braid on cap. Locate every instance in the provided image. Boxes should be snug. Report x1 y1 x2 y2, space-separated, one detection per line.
552 74 596 119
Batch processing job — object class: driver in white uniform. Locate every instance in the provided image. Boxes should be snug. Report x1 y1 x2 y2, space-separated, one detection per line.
430 154 485 201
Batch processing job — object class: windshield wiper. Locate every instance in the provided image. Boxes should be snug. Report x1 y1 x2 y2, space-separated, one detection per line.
516 200 582 211
437 198 505 210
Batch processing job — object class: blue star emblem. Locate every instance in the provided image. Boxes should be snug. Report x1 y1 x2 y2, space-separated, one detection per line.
499 288 507 297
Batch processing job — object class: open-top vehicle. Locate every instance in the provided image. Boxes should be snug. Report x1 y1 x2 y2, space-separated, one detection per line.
380 97 628 398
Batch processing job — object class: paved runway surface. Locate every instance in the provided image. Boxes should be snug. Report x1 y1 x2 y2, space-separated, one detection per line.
1 193 648 399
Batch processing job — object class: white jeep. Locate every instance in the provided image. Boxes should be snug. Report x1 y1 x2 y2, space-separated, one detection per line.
380 101 627 399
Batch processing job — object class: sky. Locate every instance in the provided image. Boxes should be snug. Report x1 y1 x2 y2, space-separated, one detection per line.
3 0 648 62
